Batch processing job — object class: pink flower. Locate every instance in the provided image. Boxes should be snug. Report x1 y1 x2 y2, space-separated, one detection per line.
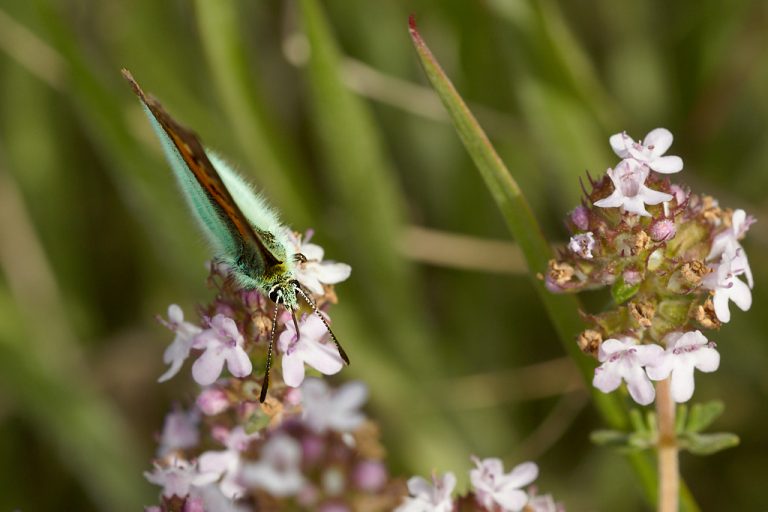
593 337 664 405
196 387 230 416
241 434 305 497
470 457 538 512
279 314 344 387
646 331 720 403
702 253 752 323
144 459 218 498
301 378 367 433
191 315 252 386
353 460 387 492
395 472 456 512
609 128 683 174
707 209 754 288
593 160 673 217
158 305 202 382
157 406 199 456
568 232 595 259
287 230 352 296
198 426 259 499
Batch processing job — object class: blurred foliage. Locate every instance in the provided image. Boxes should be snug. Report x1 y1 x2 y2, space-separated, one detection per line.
0 0 766 510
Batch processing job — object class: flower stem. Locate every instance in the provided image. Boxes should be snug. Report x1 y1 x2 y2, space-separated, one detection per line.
657 378 679 512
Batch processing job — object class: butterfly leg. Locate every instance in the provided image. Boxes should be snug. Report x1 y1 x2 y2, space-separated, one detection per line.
259 302 281 402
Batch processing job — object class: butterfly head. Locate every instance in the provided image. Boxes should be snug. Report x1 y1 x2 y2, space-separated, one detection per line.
267 279 300 310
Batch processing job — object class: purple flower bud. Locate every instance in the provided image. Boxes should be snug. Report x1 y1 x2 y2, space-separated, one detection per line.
182 497 205 512
623 268 643 285
196 388 230 416
570 206 590 231
650 218 676 241
352 460 387 492
301 434 326 464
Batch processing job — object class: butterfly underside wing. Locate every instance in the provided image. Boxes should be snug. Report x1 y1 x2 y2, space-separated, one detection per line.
123 69 349 401
122 69 297 297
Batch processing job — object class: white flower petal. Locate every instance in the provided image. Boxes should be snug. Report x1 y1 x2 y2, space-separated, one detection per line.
593 191 625 209
639 186 674 205
504 461 538 489
729 277 752 312
225 347 253 378
609 132 632 158
593 365 621 393
301 340 344 376
625 366 656 405
694 347 720 373
192 351 226 386
712 289 732 323
645 356 673 381
670 363 696 403
643 128 673 157
650 155 683 174
492 489 529 512
317 262 352 284
621 196 652 217
282 352 307 387
301 243 325 261
158 357 185 383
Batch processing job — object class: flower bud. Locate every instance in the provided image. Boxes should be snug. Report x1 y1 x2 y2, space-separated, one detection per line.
570 205 590 230
196 388 230 416
650 218 676 242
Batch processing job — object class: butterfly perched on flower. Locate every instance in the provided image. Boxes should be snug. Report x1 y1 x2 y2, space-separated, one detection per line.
122 69 349 401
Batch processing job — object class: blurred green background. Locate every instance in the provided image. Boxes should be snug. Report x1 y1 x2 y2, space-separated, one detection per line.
0 0 766 510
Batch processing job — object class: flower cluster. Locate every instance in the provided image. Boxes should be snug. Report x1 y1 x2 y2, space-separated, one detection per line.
146 378 405 511
146 230 563 511
157 228 351 392
547 128 754 404
397 458 562 512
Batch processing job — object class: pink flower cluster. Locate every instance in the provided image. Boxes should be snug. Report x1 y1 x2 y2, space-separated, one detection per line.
547 128 754 404
157 229 351 391
397 458 562 512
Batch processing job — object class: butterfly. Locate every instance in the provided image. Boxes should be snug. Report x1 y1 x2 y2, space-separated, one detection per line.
122 69 349 402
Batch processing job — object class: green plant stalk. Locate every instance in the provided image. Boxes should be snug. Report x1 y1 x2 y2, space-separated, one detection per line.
193 0 314 228
409 17 700 511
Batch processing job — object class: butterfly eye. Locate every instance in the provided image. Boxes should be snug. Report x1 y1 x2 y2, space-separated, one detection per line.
268 286 282 304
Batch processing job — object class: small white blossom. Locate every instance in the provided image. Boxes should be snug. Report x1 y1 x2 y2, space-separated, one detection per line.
470 457 538 512
198 426 259 499
279 314 344 387
593 337 663 405
144 459 218 498
157 406 199 457
568 232 596 259
241 434 305 497
395 472 456 512
609 128 683 174
702 252 752 323
301 378 367 434
646 331 720 403
191 315 253 386
593 159 673 217
708 209 754 288
158 305 202 382
287 229 352 296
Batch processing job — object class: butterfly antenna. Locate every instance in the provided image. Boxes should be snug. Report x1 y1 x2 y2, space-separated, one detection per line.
291 309 301 340
295 286 350 365
259 303 281 403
